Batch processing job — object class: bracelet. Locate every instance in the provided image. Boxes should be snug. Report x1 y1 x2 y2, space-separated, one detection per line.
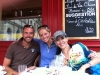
87 62 92 67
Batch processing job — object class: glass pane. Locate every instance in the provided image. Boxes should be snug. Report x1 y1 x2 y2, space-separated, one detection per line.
0 18 42 41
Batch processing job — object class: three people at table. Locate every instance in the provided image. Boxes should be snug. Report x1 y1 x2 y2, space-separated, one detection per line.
3 24 100 75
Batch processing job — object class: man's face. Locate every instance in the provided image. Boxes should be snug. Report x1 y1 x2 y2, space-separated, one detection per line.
22 27 34 43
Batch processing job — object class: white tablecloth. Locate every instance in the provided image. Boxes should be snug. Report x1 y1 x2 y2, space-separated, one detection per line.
25 67 89 75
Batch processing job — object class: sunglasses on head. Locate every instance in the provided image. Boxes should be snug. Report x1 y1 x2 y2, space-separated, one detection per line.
38 25 48 30
23 25 33 29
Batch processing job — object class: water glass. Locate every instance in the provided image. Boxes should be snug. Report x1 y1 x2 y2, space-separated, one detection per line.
18 65 27 75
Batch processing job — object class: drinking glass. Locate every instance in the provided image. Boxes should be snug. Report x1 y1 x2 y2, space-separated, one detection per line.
18 65 27 75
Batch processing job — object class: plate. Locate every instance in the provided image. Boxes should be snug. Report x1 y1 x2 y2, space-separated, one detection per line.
28 67 53 75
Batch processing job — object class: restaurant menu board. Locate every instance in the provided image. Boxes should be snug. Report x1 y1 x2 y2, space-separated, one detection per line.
63 0 99 39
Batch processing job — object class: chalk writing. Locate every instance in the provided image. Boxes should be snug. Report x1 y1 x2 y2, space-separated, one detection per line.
66 12 95 17
67 18 95 23
65 0 97 37
85 27 94 33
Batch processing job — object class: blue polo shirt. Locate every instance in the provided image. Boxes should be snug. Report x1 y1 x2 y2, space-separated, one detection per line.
34 38 57 67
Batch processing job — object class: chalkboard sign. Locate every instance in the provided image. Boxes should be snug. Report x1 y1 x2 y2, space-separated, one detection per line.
62 0 99 39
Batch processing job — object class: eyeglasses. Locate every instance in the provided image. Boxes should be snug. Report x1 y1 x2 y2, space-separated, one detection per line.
23 25 33 29
38 25 49 30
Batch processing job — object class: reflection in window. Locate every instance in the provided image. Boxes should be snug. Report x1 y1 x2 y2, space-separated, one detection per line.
0 18 42 41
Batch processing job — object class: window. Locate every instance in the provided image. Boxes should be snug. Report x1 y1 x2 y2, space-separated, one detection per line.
0 18 42 41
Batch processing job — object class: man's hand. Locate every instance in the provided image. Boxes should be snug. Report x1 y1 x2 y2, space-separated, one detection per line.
27 66 36 71
12 71 18 75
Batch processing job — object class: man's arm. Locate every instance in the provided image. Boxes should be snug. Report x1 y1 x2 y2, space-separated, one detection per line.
3 57 18 75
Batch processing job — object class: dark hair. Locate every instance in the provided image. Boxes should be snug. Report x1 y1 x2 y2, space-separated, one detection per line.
38 25 49 30
23 24 34 30
38 25 51 33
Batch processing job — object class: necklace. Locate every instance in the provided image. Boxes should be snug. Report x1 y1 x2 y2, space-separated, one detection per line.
22 41 31 48
64 58 69 65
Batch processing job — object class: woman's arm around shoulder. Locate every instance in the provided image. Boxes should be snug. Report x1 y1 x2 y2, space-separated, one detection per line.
33 38 41 43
